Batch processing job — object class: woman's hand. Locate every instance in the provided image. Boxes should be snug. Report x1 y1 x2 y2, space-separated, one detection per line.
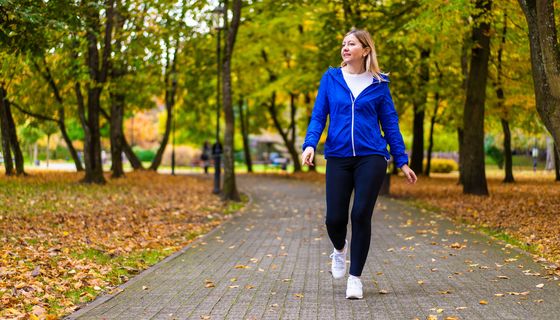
301 147 315 166
400 164 417 184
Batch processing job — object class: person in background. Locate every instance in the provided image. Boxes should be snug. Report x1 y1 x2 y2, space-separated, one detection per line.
301 29 417 299
201 141 211 174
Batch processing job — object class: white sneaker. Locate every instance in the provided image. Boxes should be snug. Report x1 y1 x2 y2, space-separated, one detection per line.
346 275 363 299
329 240 347 279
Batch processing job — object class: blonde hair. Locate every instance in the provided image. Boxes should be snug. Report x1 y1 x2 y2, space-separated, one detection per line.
340 29 386 82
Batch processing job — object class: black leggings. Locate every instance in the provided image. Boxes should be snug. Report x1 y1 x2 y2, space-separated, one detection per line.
325 155 387 277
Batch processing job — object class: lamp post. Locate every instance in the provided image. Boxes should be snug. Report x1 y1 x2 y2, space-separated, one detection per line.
212 3 224 194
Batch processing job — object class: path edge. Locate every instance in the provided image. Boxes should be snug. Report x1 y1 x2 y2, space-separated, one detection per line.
65 191 254 320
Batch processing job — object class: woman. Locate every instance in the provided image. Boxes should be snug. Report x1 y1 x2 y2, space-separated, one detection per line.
301 29 417 299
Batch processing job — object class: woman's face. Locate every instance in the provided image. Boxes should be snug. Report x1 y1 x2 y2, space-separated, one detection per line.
341 34 368 65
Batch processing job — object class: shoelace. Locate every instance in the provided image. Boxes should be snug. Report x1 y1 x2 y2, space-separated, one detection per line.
330 252 345 269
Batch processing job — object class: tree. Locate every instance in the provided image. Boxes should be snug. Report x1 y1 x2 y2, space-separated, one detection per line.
221 0 242 201
517 0 560 162
493 9 514 183
76 0 115 184
462 0 492 195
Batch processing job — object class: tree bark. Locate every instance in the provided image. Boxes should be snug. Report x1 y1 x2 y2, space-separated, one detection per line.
458 20 470 185
495 10 514 183
462 0 492 195
0 86 14 175
410 49 430 174
238 98 253 173
109 3 126 178
457 128 464 184
554 144 560 181
110 93 125 178
500 118 514 182
518 0 560 161
221 0 242 201
149 52 176 171
261 49 302 173
80 0 114 184
5 99 25 175
425 87 440 176
267 92 302 173
99 107 143 170
304 93 316 172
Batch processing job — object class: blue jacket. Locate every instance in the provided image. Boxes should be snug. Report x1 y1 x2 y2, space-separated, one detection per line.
302 67 409 168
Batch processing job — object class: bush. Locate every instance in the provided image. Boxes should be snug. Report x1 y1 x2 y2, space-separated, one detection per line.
423 158 458 173
133 147 156 162
485 145 504 169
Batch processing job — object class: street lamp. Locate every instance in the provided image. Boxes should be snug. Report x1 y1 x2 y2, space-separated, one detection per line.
212 3 224 194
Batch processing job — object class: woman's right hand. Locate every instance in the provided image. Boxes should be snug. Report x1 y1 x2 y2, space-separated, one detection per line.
301 147 315 166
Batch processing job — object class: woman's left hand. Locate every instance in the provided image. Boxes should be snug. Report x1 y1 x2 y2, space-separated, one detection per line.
400 164 417 184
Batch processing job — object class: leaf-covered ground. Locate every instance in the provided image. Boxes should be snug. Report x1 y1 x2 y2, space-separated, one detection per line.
294 170 560 268
0 171 238 319
390 172 560 264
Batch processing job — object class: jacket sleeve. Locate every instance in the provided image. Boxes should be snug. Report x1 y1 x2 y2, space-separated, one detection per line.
377 82 409 168
302 72 329 151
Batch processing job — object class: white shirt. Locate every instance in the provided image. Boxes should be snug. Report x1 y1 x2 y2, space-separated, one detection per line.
342 69 374 98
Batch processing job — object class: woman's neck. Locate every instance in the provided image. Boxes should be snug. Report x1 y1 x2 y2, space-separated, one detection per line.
343 62 366 74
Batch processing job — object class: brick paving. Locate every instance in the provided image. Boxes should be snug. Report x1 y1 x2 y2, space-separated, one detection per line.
68 174 560 320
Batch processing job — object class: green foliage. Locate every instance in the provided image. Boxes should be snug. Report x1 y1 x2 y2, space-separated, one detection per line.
485 136 504 168
133 146 155 162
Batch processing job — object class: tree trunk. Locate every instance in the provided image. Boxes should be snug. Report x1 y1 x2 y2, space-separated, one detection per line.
267 92 302 173
122 135 143 170
0 86 14 175
457 128 464 185
289 93 301 172
518 0 560 160
221 0 242 201
80 0 114 184
410 49 430 174
462 0 492 195
149 91 174 171
554 144 560 181
410 103 425 174
425 91 440 177
150 42 178 171
458 22 470 185
99 105 143 170
5 99 25 175
501 118 514 182
494 10 514 183
238 98 253 173
304 93 316 172
58 114 84 172
110 93 125 178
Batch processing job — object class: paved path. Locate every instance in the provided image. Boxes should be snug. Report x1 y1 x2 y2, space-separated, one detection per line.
68 175 560 320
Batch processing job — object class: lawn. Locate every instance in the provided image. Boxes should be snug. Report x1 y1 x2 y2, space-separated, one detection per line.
0 170 245 319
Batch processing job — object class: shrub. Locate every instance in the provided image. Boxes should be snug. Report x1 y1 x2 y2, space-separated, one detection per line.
423 158 458 173
133 147 156 162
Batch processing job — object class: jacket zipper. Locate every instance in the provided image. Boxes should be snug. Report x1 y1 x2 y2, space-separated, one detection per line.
350 93 356 156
